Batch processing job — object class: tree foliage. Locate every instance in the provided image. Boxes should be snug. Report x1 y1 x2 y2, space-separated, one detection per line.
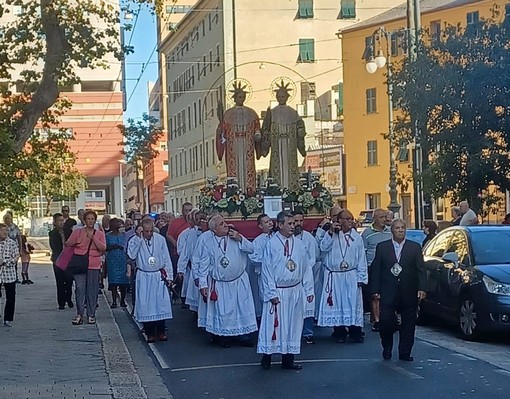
118 113 164 168
392 11 510 209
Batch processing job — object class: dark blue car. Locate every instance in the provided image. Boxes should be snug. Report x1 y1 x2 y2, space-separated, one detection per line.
419 226 510 340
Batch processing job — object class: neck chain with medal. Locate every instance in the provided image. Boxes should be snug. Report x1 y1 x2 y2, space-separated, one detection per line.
144 237 157 267
215 235 230 268
337 230 352 271
391 240 404 277
276 234 296 272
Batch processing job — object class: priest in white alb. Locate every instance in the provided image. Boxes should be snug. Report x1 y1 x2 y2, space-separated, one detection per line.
318 209 367 343
127 218 173 343
257 211 314 371
176 209 201 311
198 214 257 347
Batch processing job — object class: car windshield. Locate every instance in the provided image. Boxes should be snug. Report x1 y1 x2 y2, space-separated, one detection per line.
471 230 510 265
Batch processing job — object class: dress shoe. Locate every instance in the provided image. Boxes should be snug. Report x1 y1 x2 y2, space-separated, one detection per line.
399 355 414 362
305 336 316 344
372 322 380 332
382 349 392 360
261 355 271 370
4 321 13 327
335 337 346 343
158 332 168 341
58 305 65 310
147 335 156 343
120 301 127 308
67 301 74 309
281 362 302 370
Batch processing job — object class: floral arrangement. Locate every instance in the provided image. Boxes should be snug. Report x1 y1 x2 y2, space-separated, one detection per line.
198 177 264 219
199 174 333 219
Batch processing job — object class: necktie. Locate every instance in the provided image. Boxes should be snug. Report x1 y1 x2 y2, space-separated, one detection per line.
284 240 289 256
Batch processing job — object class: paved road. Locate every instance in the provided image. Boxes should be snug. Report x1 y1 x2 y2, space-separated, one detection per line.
115 304 510 399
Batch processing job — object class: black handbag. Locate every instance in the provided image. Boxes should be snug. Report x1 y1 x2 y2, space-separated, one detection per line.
68 231 95 275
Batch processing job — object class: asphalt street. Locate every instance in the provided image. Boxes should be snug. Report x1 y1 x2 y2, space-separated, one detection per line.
112 302 510 399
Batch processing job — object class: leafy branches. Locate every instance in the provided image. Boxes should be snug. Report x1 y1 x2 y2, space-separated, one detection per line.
392 15 510 207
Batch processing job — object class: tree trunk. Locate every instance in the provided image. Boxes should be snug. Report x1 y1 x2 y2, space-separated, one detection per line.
12 0 70 153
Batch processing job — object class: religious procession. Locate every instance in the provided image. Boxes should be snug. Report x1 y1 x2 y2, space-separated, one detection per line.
111 78 426 371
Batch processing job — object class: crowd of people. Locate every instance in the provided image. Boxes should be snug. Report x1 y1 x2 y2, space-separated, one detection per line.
0 197 500 369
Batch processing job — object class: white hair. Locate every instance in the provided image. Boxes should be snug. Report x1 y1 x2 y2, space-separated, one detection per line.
208 214 224 231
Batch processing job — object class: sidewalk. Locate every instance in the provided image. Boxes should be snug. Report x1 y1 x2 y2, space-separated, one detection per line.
0 261 170 399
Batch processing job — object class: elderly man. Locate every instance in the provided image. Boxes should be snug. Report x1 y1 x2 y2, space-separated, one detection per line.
0 223 20 326
257 211 314 370
127 218 173 343
385 210 394 227
318 209 367 343
198 214 257 347
361 208 392 332
371 219 427 361
459 201 478 226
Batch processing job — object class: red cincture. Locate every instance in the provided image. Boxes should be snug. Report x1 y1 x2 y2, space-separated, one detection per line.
210 279 218 301
325 271 334 307
270 303 279 341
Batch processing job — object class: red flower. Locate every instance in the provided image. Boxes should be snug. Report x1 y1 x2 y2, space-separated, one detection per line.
312 190 319 198
246 187 255 197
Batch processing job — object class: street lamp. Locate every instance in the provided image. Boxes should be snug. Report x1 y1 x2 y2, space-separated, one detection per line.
365 26 401 217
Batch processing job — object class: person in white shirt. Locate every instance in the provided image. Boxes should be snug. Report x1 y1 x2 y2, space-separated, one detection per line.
459 201 478 226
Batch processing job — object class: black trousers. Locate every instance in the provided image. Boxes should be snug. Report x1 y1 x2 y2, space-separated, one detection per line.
143 320 165 336
379 289 418 357
53 265 74 307
2 282 16 321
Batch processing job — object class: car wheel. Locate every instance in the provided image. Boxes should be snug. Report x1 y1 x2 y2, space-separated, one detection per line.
458 297 481 341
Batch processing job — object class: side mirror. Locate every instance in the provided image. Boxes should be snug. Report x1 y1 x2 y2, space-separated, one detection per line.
442 252 459 267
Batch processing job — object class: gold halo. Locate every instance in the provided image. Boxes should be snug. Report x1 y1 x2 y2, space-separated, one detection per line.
270 77 297 102
226 78 253 105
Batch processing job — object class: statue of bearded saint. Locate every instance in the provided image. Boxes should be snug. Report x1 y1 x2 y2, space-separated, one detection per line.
261 82 306 191
216 84 266 192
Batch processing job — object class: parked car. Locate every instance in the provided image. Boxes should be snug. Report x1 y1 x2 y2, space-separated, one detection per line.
419 226 510 340
358 210 374 227
405 229 426 246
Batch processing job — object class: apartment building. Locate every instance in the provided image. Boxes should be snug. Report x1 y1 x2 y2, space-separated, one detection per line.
158 0 402 212
342 0 510 226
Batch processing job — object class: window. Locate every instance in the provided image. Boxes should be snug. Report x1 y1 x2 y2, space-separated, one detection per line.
298 39 315 62
425 230 453 258
298 0 314 18
397 142 409 162
366 88 376 114
181 110 186 134
163 161 169 172
205 141 210 167
430 20 441 44
197 60 201 81
212 138 215 164
198 99 202 124
167 5 193 14
367 140 378 166
362 36 374 60
177 112 182 136
209 49 213 72
390 32 407 57
199 144 203 169
194 146 198 171
202 54 207 76
466 11 479 26
193 102 198 128
169 118 174 140
184 151 188 174
340 0 356 19
301 82 316 102
179 153 183 176
365 193 381 210
216 44 221 66
187 106 192 131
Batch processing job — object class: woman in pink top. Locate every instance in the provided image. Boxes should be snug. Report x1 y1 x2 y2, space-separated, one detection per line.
66 210 106 325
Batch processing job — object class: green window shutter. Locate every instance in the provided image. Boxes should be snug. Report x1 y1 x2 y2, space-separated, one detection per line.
341 0 356 19
299 39 315 62
299 0 314 18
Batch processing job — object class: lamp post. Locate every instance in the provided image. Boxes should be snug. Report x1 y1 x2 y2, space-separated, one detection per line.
365 26 401 217
118 159 126 216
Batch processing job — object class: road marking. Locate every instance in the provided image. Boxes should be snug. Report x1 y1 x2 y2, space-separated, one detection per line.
172 358 369 372
494 369 510 377
123 303 170 370
452 353 477 361
420 341 439 348
386 364 424 380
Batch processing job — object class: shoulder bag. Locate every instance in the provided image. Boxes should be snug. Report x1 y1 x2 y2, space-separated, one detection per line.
68 230 96 275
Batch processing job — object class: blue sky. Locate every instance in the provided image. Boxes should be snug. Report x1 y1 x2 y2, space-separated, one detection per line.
123 7 159 121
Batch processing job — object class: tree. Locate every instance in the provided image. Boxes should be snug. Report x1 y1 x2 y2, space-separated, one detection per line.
117 113 164 210
392 11 510 211
0 0 167 153
28 131 87 216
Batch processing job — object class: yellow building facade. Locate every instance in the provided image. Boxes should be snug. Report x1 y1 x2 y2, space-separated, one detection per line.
342 0 509 227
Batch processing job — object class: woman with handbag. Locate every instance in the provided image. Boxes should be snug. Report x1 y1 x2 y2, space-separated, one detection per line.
65 210 106 325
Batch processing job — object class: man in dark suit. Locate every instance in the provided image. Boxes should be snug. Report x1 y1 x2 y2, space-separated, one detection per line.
371 219 427 361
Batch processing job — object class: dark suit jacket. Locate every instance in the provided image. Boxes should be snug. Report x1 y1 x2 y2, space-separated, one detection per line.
370 239 427 304
49 228 71 263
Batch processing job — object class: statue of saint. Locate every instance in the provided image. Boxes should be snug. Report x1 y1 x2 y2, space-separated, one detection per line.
216 82 266 191
261 81 306 191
